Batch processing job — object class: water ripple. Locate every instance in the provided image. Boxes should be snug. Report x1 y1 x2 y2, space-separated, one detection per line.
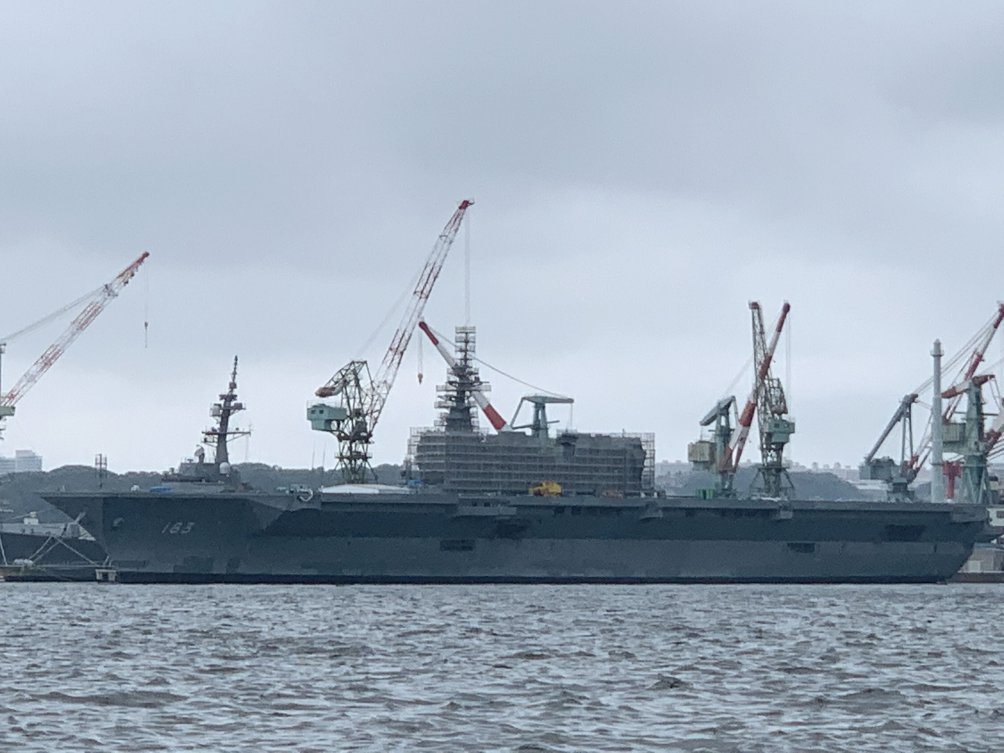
0 584 1002 751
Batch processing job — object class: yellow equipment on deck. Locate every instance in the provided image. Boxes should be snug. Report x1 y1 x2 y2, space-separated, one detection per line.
530 480 562 497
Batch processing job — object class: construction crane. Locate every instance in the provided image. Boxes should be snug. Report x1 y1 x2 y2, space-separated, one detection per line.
0 251 150 430
860 393 919 500
748 301 795 498
689 302 791 497
939 373 997 505
862 302 1004 500
916 303 1004 471
981 384 1004 490
687 396 739 497
307 200 474 483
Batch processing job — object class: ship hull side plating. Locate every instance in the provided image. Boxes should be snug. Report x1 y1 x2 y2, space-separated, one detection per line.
43 492 988 584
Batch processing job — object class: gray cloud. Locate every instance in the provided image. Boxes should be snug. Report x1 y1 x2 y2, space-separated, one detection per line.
1 1 1002 471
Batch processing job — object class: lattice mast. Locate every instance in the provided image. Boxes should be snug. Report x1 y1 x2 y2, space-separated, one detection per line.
309 200 473 482
202 356 249 467
418 320 509 431
434 326 481 433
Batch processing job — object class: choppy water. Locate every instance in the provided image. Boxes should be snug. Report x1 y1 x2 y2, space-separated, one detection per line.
1 584 1003 752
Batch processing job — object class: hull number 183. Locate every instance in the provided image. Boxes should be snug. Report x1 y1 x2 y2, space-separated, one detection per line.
161 521 195 535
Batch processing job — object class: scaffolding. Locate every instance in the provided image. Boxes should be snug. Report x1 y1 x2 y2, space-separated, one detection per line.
408 428 653 496
434 326 484 433
406 323 655 497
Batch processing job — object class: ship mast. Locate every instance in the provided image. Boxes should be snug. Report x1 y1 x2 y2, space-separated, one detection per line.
202 356 249 467
418 320 509 431
434 325 483 433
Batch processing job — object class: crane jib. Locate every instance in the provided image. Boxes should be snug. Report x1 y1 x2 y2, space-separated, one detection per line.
1 251 150 411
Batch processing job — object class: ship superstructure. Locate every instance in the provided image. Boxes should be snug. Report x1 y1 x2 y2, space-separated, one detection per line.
408 322 654 497
162 356 249 486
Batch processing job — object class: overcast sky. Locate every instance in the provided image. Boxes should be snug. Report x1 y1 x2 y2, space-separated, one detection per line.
1 1 1003 473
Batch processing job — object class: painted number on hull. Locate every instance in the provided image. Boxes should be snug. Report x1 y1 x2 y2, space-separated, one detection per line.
161 521 195 535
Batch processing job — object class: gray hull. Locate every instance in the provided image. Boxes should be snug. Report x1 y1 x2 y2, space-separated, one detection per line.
43 491 990 584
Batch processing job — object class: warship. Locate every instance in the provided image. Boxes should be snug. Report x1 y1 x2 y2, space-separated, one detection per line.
36 203 998 584
42 327 992 584
0 516 107 581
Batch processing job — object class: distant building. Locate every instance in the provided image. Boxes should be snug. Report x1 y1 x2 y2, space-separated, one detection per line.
0 449 43 474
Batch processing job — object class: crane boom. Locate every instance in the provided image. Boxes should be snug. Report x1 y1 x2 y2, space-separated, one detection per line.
863 393 918 464
367 199 473 428
0 286 104 344
961 303 1004 382
315 199 472 402
1 251 150 410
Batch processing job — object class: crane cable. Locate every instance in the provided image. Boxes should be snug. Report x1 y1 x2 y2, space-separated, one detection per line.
722 354 753 401
429 329 568 399
353 264 424 359
0 285 105 344
910 309 999 396
143 262 150 348
902 312 1004 464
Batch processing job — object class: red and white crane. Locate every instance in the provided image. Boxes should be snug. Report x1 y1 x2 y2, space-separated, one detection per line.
919 303 1004 463
417 319 510 431
309 200 473 482
690 301 791 497
728 302 791 470
863 302 1004 499
748 301 796 497
0 251 150 427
